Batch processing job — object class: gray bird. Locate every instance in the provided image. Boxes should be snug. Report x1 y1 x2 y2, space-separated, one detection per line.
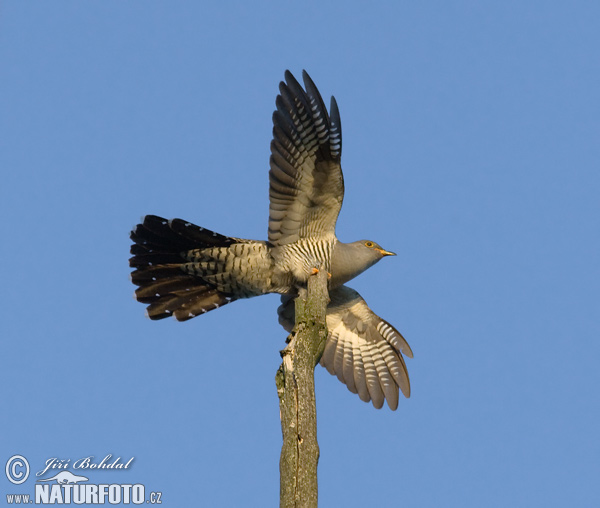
129 70 413 410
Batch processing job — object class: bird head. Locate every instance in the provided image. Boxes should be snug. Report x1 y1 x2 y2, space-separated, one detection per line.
330 239 396 287
358 240 396 259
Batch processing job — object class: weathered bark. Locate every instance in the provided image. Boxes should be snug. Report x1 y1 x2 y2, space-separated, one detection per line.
275 268 329 508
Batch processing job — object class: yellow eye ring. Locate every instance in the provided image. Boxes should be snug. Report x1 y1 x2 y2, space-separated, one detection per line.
365 241 374 248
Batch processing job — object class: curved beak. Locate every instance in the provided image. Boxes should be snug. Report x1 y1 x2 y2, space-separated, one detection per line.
376 248 396 257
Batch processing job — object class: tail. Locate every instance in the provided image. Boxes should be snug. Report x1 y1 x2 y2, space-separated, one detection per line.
129 215 239 321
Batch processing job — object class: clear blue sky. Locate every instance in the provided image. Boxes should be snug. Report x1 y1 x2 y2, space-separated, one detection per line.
1 2 598 506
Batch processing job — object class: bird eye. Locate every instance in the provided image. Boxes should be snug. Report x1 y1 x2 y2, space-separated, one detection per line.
365 241 374 248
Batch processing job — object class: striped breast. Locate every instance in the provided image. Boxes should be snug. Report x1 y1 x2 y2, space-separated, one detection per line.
271 236 336 291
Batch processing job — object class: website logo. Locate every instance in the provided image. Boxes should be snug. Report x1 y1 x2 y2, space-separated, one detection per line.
5 455 29 485
37 471 89 484
4 454 163 505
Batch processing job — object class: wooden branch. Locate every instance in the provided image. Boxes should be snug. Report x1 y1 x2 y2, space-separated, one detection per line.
275 268 329 508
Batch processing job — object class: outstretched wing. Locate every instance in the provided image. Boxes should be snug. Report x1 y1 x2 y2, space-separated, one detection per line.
278 286 413 410
268 70 344 246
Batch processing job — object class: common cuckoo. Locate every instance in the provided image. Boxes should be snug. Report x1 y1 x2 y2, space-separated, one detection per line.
130 71 413 410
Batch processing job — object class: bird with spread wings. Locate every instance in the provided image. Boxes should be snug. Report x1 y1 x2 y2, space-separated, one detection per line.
129 70 413 410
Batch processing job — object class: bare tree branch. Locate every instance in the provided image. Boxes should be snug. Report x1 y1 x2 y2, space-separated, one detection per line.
276 268 329 508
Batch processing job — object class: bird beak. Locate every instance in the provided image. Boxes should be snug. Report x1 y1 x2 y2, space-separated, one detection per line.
376 248 396 257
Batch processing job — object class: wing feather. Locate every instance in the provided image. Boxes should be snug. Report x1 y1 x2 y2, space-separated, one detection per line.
268 70 344 245
333 326 347 385
352 341 371 403
361 338 385 409
341 329 357 394
276 285 413 410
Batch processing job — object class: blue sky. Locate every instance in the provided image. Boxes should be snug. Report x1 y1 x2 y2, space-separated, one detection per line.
1 1 598 506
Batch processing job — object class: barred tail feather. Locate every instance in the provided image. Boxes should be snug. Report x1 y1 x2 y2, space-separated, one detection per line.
145 286 235 321
129 215 237 321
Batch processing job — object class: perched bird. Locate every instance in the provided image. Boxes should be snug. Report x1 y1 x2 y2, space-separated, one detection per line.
129 70 413 410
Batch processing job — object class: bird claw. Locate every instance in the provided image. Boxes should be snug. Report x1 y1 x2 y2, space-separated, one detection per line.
310 267 332 279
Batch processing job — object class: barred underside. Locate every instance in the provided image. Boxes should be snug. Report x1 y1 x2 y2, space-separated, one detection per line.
129 215 271 321
271 236 336 289
182 242 273 297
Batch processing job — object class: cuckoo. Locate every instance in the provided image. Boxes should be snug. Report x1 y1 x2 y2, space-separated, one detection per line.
129 70 413 410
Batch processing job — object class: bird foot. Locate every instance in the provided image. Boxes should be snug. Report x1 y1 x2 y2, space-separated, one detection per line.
310 267 332 279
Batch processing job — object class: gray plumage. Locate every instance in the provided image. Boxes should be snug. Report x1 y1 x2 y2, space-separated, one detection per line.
129 70 412 410
278 286 412 410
